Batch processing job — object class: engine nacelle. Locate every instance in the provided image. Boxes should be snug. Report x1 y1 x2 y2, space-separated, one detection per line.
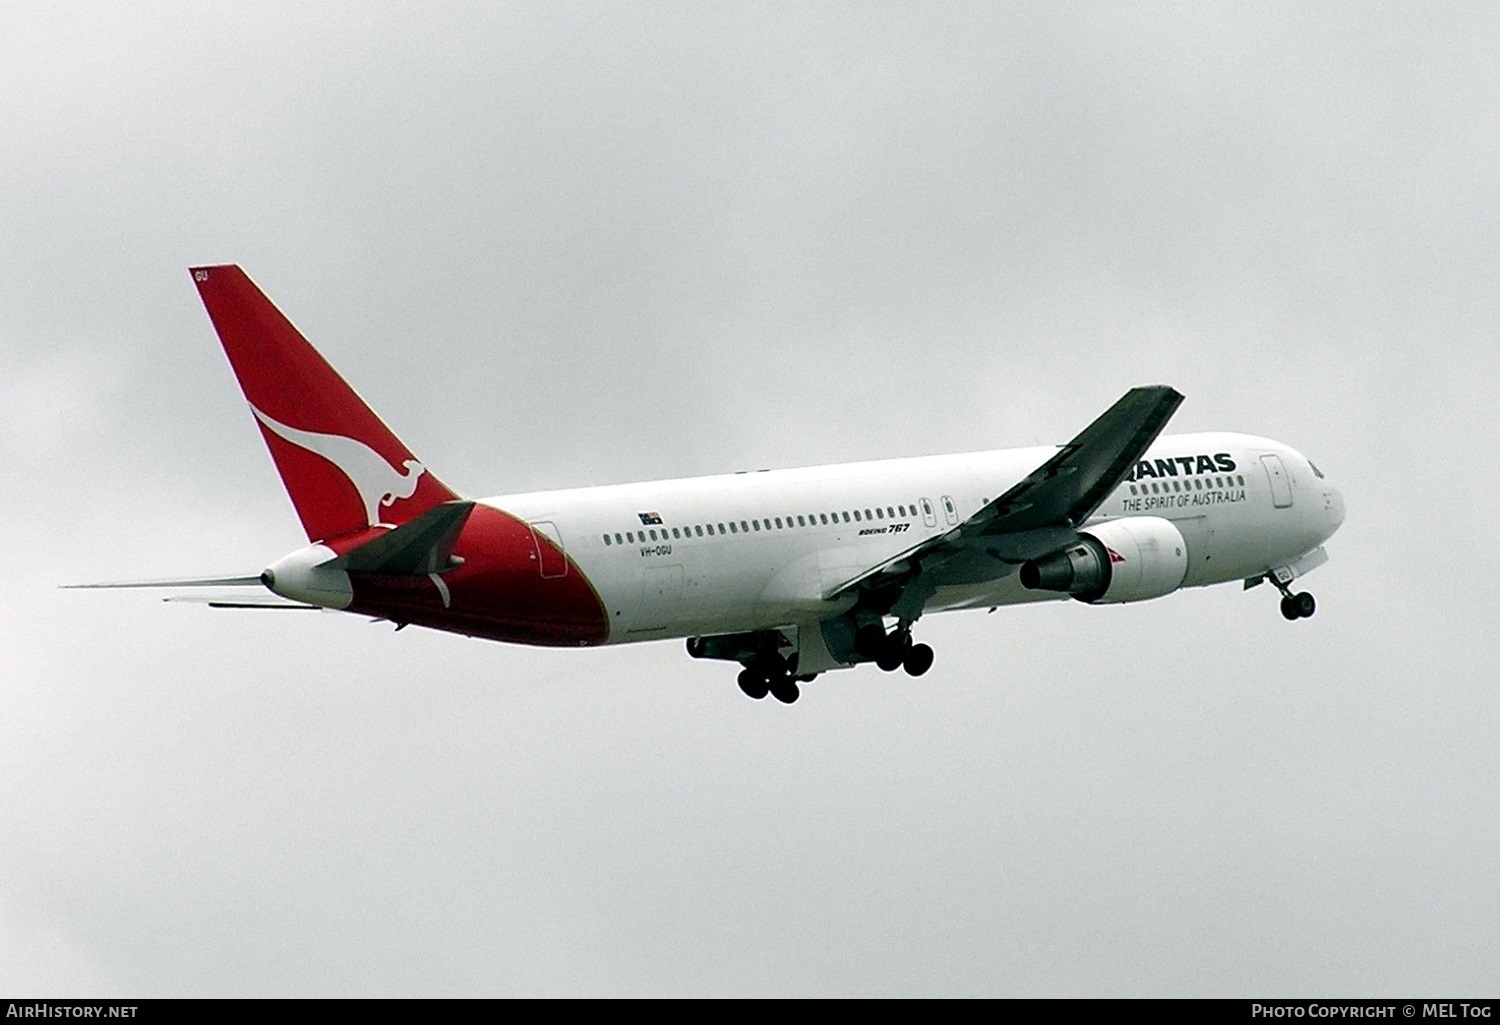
1019 516 1188 604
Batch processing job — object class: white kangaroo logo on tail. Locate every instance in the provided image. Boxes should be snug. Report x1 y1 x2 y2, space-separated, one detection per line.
251 405 425 527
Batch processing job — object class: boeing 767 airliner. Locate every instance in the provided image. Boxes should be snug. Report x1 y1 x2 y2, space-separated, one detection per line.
78 266 1346 704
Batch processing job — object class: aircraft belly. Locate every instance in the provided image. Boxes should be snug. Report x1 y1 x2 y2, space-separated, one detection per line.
926 574 1067 614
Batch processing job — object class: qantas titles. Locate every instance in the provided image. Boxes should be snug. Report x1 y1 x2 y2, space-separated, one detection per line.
1126 453 1237 481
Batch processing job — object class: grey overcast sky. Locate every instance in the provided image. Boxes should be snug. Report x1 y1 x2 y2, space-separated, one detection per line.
3 2 1498 997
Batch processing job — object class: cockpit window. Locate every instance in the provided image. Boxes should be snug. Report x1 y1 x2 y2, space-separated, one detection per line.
1309 461 1325 479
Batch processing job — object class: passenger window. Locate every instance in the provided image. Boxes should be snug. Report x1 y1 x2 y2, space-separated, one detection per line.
887 506 895 518
842 511 851 523
729 522 737 534
603 534 611 545
718 523 726 534
695 525 703 537
649 529 658 541
614 533 623 545
865 509 873 520
1237 475 1245 486
775 517 783 529
853 510 861 521
752 520 761 531
797 515 806 527
741 520 749 533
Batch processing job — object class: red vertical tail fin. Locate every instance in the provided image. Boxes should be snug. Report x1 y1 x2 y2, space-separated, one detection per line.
190 265 459 543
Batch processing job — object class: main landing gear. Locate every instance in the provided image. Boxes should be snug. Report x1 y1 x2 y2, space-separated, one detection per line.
717 618 936 705
855 623 935 677
737 655 817 705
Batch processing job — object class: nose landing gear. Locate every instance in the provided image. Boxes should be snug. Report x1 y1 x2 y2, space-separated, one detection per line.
1280 590 1316 620
1270 576 1316 620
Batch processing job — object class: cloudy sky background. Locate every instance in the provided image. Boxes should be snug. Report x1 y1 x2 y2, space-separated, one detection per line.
3 2 1497 996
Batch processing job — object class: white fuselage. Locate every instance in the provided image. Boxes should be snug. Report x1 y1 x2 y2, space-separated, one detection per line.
481 431 1344 646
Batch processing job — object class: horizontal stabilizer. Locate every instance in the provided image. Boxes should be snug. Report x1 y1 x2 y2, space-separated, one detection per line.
327 500 475 575
164 594 320 609
64 575 264 590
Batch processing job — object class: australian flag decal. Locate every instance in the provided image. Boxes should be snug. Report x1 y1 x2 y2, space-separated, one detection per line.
638 512 664 526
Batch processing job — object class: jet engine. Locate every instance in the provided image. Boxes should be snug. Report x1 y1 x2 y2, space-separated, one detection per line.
1019 516 1188 604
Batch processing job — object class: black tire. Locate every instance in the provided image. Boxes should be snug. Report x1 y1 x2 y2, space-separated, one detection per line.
1280 595 1300 620
737 668 769 700
769 678 800 704
903 643 935 677
1294 592 1316 618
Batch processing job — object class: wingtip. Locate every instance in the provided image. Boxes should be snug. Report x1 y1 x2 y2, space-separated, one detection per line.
1136 384 1186 408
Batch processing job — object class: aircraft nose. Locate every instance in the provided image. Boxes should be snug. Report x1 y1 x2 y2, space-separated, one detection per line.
1325 483 1345 532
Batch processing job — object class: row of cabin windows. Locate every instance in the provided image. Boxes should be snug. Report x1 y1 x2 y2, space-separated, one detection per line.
602 502 925 547
1128 475 1245 496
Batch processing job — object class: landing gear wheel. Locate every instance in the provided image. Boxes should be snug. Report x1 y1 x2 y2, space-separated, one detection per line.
902 643 934 677
737 668 769 700
768 677 801 704
1280 592 1317 620
876 632 909 672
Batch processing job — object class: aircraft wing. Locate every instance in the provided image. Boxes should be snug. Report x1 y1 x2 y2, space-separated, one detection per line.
826 386 1184 606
